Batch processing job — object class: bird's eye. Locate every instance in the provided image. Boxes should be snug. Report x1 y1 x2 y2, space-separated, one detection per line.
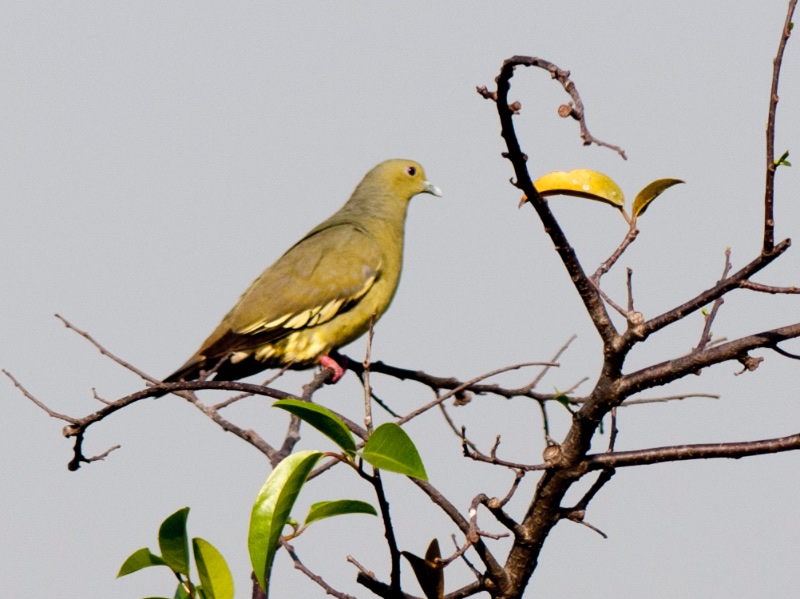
405 166 417 177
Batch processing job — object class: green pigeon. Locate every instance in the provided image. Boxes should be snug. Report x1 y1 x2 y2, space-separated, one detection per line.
165 159 441 384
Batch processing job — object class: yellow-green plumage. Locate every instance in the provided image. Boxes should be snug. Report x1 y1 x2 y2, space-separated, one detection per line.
165 159 441 383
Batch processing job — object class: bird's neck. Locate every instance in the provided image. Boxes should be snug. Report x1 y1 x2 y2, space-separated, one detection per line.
338 193 410 245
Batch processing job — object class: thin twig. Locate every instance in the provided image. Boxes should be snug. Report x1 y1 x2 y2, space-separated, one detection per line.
282 540 356 599
739 280 800 294
398 362 552 426
363 316 376 434
592 226 639 283
607 407 618 452
523 334 578 392
638 239 791 342
764 0 798 251
2 370 78 424
694 248 732 352
411 478 507 589
213 366 293 410
55 314 159 384
621 321 800 397
345 357 560 402
369 469 402 593
621 392 719 406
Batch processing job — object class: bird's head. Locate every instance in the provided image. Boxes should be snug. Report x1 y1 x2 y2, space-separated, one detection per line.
370 159 443 201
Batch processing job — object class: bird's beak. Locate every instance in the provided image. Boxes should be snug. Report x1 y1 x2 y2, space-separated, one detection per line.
422 180 443 197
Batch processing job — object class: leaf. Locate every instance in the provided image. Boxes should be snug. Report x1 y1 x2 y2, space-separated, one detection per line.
172 584 191 599
402 539 444 599
533 169 625 208
775 149 792 168
117 547 167 577
632 178 684 217
425 538 442 563
249 450 324 593
554 393 571 408
304 499 377 526
553 392 575 415
273 399 356 456
193 538 234 599
362 423 428 480
158 507 191 577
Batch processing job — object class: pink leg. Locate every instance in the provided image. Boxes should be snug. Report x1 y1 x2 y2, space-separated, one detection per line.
320 355 345 383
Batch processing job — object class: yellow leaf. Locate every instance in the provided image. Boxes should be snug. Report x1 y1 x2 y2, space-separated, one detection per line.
531 169 625 209
632 178 684 217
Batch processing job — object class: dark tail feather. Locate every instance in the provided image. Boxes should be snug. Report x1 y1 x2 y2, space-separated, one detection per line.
162 356 206 383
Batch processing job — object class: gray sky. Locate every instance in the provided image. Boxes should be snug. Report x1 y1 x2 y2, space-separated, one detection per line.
3 2 800 597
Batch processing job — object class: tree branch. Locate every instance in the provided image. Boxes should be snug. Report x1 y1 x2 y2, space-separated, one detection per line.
764 0 798 250
635 240 791 343
489 55 623 349
586 433 800 469
620 321 800 397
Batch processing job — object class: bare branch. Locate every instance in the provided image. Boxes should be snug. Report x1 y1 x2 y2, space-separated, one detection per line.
462 431 547 472
587 433 800 469
621 392 720 406
638 239 791 342
398 362 553 426
592 226 639 284
480 58 627 158
491 56 622 348
526 334 578 391
213 366 292 410
607 408 618 452
412 478 507 591
764 0 798 250
7 377 301 470
363 315 376 433
369 470 402 593
621 321 800 397
739 280 800 294
3 369 78 424
282 540 356 599
345 357 558 403
694 248 732 352
55 314 159 383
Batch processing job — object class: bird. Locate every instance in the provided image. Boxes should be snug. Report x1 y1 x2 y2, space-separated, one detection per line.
164 159 441 385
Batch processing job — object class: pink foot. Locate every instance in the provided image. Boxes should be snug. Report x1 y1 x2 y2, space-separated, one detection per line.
320 355 345 383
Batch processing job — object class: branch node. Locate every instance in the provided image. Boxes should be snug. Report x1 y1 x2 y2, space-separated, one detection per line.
735 353 764 375
476 85 498 102
542 442 562 465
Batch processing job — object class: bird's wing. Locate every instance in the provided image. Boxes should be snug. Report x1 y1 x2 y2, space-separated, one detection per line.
198 224 383 358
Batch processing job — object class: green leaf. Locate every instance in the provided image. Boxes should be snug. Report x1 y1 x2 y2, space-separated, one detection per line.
173 583 191 599
158 507 191 577
362 423 428 480
305 499 377 526
273 399 356 456
402 539 444 599
249 450 324 593
533 169 625 209
193 538 234 599
553 390 575 415
117 547 167 577
775 149 792 168
632 178 685 217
